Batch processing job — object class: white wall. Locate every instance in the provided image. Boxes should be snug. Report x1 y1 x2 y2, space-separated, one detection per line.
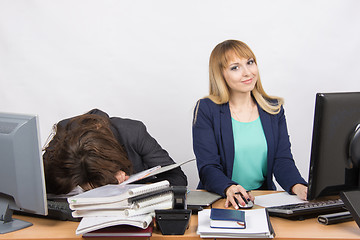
1 0 360 190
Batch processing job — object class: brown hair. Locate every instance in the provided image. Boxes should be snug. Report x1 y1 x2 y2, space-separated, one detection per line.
43 114 133 194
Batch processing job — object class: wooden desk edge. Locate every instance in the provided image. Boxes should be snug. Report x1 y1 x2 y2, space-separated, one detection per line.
2 190 360 240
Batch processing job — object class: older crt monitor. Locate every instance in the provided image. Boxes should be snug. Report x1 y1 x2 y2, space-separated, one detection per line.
0 112 47 234
307 92 360 200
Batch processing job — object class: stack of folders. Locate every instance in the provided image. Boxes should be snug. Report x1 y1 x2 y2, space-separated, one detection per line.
198 208 275 238
67 180 173 236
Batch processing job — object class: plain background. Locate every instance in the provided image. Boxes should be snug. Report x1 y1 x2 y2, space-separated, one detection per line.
1 0 360 190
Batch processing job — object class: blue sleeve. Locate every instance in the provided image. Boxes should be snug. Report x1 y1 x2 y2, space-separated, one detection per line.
272 107 307 193
192 100 237 196
111 118 188 187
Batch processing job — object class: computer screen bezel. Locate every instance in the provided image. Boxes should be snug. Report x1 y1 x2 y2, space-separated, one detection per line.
307 92 360 201
0 112 47 234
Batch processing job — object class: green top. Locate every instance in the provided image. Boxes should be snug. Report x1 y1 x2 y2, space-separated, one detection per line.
231 117 268 190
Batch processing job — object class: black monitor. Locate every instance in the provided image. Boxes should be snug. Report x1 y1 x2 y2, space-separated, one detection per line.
0 112 47 234
307 92 360 200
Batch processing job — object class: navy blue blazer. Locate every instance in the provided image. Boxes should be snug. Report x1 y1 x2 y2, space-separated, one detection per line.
192 98 307 197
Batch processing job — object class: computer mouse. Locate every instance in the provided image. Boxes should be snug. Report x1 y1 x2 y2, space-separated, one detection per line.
234 195 254 209
238 200 254 209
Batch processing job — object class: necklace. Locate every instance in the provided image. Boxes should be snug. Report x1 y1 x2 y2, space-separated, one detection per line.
230 103 255 123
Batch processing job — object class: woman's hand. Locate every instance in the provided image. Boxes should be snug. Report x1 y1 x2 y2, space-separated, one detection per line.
292 184 308 200
115 170 129 184
225 184 254 209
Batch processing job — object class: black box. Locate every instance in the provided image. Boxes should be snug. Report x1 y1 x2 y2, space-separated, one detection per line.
155 209 191 235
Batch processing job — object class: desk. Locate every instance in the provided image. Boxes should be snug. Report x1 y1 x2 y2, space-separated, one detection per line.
1 191 360 240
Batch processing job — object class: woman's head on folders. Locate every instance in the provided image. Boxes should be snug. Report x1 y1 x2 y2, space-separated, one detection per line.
43 114 133 195
207 39 283 114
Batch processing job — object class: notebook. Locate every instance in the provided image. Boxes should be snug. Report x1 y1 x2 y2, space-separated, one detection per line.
210 208 245 229
68 180 170 205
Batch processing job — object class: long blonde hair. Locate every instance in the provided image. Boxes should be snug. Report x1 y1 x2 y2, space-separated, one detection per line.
206 40 283 114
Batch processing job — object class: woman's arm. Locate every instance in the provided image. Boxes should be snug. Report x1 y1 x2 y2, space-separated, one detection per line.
119 119 188 186
272 107 307 194
193 100 237 196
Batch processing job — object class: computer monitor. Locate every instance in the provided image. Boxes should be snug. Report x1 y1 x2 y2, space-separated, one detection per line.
307 92 360 200
0 112 47 234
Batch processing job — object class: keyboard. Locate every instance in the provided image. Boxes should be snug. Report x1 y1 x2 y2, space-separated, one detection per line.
267 198 346 220
46 199 80 221
15 199 80 222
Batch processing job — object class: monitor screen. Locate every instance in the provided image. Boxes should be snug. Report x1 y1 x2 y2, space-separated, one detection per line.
0 112 47 234
307 92 360 200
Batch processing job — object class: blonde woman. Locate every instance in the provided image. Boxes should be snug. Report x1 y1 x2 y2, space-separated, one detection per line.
192 40 307 209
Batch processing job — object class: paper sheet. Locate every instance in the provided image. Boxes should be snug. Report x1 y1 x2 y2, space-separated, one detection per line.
119 166 161 185
254 192 307 208
197 208 273 238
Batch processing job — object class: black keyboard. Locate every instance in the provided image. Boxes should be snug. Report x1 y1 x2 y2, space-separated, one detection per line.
15 199 80 222
46 199 80 222
267 199 346 220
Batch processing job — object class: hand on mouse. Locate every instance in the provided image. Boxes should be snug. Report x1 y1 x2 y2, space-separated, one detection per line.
225 185 254 209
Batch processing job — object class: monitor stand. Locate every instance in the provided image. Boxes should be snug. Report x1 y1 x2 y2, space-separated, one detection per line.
0 199 32 234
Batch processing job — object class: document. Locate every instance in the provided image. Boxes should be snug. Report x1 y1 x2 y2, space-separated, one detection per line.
68 160 196 236
142 158 195 178
120 158 195 185
119 165 161 185
76 212 154 235
72 192 174 218
69 187 173 211
198 208 274 238
68 180 170 205
254 192 307 208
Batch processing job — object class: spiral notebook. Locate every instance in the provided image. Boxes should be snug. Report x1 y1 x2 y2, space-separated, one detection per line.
76 212 154 235
68 180 170 206
71 192 174 218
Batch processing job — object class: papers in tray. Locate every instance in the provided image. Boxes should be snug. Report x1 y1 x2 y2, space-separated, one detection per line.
76 212 154 235
198 208 274 238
